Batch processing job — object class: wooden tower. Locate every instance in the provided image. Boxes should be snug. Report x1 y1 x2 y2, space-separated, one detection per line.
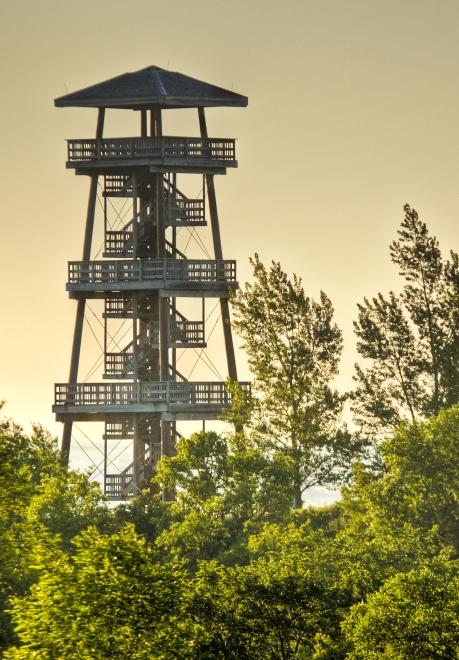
52 66 249 500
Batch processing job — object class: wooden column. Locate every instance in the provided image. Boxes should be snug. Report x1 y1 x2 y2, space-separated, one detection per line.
61 108 105 466
140 109 147 137
132 173 138 257
133 414 145 493
198 107 238 382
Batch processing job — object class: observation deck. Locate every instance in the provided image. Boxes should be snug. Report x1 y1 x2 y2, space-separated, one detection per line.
53 381 251 422
66 137 237 175
66 258 237 298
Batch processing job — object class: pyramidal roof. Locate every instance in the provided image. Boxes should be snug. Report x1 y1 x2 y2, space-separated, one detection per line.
54 66 248 110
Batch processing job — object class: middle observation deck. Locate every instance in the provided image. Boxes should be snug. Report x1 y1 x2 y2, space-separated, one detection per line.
67 136 237 175
66 258 238 299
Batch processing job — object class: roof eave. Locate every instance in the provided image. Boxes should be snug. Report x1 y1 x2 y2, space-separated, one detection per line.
54 95 248 109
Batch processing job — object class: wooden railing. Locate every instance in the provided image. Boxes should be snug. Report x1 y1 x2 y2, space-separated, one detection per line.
104 293 134 317
104 293 156 318
104 351 136 377
55 381 250 407
104 175 131 194
104 473 134 499
67 137 236 164
104 417 182 441
105 229 133 256
104 415 159 439
68 259 236 285
170 320 205 344
168 198 205 226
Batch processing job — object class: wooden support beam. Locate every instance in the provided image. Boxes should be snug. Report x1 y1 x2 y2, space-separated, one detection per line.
133 414 145 494
61 108 105 466
132 172 138 257
140 109 147 137
198 107 238 382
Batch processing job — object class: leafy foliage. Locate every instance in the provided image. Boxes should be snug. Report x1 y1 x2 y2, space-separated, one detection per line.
5 526 198 659
189 555 350 659
343 567 459 659
155 430 292 566
232 255 357 506
0 409 111 650
353 205 459 436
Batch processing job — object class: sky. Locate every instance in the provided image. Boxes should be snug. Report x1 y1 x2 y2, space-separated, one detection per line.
0 0 458 499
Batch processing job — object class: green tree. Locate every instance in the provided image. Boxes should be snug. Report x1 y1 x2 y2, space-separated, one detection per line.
0 413 61 650
353 205 459 436
343 566 459 659
336 405 459 598
232 255 355 508
190 554 350 659
0 407 113 651
156 431 229 510
25 471 109 551
5 526 198 659
155 430 292 566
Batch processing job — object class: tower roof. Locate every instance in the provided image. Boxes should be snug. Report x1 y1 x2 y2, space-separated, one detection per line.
54 66 248 110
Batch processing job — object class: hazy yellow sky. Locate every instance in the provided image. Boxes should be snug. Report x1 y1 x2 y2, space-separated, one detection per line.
0 0 458 476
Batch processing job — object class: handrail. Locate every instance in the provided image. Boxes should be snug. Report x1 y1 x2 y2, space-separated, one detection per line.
68 258 237 285
67 137 236 163
55 381 250 406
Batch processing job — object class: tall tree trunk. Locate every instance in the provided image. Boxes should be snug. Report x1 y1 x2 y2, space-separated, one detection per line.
292 435 303 508
293 484 302 509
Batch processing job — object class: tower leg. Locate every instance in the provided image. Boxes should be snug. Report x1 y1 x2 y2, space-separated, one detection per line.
61 108 105 466
133 414 145 494
198 108 238 382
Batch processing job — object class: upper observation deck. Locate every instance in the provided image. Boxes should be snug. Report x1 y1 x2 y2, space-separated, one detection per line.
66 136 237 175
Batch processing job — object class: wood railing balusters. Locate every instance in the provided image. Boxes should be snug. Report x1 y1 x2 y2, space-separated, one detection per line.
67 137 236 166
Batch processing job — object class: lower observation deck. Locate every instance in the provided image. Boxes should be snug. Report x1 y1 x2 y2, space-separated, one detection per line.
53 381 250 422
67 137 237 174
67 259 237 298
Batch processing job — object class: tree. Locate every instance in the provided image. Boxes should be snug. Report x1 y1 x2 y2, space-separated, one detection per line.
352 205 459 436
5 526 198 659
0 407 112 651
232 255 356 508
189 554 350 659
0 413 61 650
343 567 459 659
154 430 293 566
336 405 459 598
25 471 109 551
156 431 229 510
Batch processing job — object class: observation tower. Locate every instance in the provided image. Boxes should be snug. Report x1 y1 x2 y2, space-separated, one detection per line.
52 66 249 499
